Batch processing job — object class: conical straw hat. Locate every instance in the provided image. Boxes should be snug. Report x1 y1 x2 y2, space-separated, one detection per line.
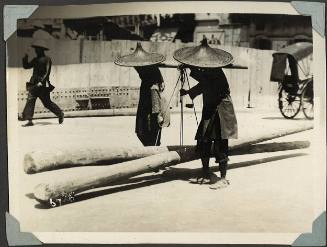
31 39 49 50
114 42 166 67
173 38 233 68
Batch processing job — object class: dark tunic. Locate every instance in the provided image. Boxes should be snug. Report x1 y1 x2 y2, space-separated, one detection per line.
134 66 163 146
23 55 52 88
188 67 238 140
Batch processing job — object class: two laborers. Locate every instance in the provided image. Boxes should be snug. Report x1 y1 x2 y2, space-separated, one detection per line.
116 39 237 188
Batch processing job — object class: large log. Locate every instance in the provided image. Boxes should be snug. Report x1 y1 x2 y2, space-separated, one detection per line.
24 145 185 174
33 125 312 203
24 140 310 174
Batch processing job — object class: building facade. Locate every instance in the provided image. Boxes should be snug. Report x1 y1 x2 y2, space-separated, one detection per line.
193 13 312 50
17 14 312 50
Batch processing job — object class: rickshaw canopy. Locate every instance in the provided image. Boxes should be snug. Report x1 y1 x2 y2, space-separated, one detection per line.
270 42 313 82
273 42 313 61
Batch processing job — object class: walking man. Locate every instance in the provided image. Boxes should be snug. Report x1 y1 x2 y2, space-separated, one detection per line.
175 38 238 189
21 39 64 126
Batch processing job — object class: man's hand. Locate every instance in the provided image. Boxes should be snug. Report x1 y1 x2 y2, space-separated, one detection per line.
180 88 188 96
157 114 164 127
159 82 165 92
37 82 42 87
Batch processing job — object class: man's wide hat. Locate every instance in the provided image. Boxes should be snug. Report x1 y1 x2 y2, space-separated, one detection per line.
114 42 166 67
31 39 49 50
173 38 233 68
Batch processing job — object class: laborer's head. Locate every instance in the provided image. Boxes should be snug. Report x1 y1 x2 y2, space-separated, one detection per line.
31 39 49 56
134 64 157 73
44 24 53 33
134 65 159 81
33 46 45 56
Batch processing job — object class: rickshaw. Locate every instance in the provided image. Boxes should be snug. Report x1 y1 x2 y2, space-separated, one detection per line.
270 42 313 119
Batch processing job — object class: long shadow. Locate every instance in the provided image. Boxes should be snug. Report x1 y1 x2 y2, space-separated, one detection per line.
262 116 310 121
161 152 308 180
20 121 56 127
230 141 309 156
34 152 308 209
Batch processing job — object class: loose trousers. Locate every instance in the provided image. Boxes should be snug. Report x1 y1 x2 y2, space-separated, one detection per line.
22 87 63 120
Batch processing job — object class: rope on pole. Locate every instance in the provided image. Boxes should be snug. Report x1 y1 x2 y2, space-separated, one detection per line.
184 69 199 126
180 69 185 146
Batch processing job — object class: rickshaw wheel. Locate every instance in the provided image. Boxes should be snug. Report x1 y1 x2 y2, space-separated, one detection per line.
301 81 314 120
278 86 301 119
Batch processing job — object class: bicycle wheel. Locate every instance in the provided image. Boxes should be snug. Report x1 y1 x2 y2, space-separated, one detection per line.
301 81 314 119
278 86 301 119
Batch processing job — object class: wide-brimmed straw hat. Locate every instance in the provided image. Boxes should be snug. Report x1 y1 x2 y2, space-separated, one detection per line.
173 38 233 68
31 39 49 50
114 42 166 67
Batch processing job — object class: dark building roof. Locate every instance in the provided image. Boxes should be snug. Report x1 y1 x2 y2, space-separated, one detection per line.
64 17 142 40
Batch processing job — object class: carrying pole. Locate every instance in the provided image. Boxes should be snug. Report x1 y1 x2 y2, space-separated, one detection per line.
180 70 184 146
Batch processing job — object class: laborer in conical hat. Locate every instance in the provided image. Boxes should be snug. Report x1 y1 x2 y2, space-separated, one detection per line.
114 42 166 67
173 37 233 68
175 38 238 189
115 42 169 146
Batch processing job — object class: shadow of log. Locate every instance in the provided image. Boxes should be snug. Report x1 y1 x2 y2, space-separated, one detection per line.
230 141 310 155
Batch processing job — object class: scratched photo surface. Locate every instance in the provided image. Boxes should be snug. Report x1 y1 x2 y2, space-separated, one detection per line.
6 7 322 239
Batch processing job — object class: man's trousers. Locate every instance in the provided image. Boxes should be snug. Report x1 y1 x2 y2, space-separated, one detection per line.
22 87 63 121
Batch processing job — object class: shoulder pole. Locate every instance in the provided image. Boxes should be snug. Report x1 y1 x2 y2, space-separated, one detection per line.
180 69 185 146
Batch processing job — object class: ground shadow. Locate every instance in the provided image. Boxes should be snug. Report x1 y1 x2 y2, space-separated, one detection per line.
25 193 36 199
33 152 308 209
231 141 309 156
262 116 310 120
21 121 55 127
32 121 56 126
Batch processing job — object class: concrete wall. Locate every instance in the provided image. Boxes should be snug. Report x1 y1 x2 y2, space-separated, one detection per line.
7 38 278 114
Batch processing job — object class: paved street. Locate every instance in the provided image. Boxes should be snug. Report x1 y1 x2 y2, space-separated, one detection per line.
11 109 318 233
